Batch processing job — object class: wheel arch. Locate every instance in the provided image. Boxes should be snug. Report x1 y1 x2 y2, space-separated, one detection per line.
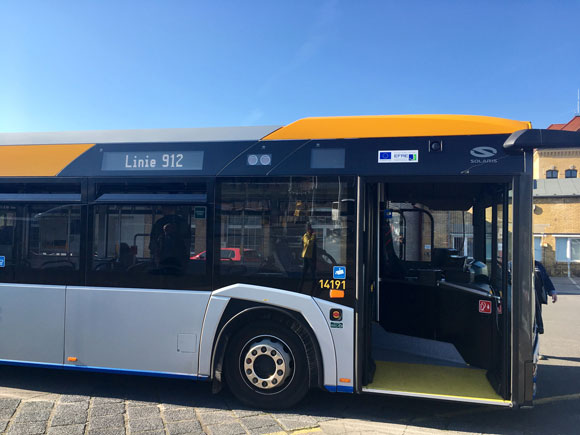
197 284 337 390
210 302 323 392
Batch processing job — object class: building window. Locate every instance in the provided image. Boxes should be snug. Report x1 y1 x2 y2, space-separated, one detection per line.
546 169 558 179
534 236 542 262
565 169 577 178
555 237 580 262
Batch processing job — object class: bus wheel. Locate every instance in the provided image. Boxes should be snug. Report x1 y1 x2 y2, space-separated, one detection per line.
224 321 310 409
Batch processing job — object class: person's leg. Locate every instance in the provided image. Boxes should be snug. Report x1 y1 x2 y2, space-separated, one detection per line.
535 295 544 334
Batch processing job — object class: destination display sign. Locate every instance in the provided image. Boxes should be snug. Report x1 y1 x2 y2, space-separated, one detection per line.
101 151 204 171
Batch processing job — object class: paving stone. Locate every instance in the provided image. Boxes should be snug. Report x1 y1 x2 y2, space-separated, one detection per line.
0 406 17 419
19 401 54 411
131 431 165 435
51 406 88 426
0 419 9 432
127 405 160 419
231 408 263 418
193 398 229 413
198 410 237 426
240 415 279 430
275 415 319 431
91 402 126 416
128 417 164 432
47 423 86 435
60 395 91 404
126 400 155 408
0 398 20 409
56 401 89 412
92 397 124 405
89 414 125 429
87 428 126 435
205 423 247 435
163 407 196 422
167 420 204 434
247 425 286 435
13 408 52 423
6 421 47 435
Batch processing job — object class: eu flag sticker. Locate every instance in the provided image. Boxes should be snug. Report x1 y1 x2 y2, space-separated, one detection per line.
333 266 346 279
0 256 5 268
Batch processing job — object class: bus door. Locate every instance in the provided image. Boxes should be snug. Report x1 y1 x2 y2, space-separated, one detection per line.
360 181 379 386
361 180 511 406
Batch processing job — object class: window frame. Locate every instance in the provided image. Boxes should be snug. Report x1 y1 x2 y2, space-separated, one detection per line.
565 169 577 179
546 169 558 179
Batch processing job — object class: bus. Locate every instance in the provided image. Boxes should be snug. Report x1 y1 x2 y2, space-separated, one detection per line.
0 115 578 409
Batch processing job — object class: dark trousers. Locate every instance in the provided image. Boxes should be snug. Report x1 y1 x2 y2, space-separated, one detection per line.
298 257 316 295
535 290 545 334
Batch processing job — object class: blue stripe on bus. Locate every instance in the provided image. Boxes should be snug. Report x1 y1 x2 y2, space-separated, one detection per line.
0 359 208 381
336 385 354 393
324 385 354 393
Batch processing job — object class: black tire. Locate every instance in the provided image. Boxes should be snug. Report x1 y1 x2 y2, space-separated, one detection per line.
224 320 310 409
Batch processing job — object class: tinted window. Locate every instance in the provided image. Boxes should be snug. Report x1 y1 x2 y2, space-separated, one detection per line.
546 169 558 179
0 203 81 285
565 169 577 178
311 148 345 169
217 177 356 304
88 183 209 290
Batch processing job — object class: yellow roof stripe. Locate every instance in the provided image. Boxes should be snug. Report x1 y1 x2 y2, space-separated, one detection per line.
0 144 94 176
262 115 532 140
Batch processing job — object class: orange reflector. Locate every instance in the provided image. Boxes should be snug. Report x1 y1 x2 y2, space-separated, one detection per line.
330 289 345 298
339 378 351 383
67 357 77 362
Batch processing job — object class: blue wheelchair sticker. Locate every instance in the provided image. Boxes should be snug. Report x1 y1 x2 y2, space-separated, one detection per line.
0 256 5 268
333 266 346 280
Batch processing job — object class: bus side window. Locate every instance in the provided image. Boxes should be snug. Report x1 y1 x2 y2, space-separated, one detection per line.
88 203 209 291
216 177 356 301
0 203 82 285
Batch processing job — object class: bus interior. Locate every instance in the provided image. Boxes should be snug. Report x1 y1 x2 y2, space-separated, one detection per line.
363 180 512 405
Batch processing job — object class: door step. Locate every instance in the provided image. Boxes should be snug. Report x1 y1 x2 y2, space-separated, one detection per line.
363 360 511 406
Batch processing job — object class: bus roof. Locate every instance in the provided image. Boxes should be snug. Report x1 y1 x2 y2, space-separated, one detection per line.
0 115 530 146
262 115 531 140
0 125 281 146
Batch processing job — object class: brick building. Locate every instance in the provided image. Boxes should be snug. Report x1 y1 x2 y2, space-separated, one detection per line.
533 115 580 276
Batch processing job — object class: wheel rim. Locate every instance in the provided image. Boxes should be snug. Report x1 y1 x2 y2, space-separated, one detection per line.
241 336 293 392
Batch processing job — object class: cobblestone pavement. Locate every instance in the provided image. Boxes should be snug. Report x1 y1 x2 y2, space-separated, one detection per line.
1 295 579 434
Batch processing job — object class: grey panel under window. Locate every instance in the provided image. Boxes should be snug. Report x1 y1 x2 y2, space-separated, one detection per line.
95 193 207 203
0 193 81 202
311 148 345 169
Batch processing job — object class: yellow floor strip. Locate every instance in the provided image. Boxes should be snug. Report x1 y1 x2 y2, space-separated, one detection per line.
367 361 506 402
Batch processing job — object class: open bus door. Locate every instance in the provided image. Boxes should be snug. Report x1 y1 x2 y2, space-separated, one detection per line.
360 179 513 406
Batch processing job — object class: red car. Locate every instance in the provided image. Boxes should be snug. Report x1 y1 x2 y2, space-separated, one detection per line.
191 248 261 262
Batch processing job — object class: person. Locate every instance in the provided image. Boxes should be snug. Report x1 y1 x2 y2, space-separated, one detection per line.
298 223 317 294
149 206 191 272
534 260 558 335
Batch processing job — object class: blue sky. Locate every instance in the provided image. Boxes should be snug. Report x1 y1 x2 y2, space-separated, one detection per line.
1 0 579 132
